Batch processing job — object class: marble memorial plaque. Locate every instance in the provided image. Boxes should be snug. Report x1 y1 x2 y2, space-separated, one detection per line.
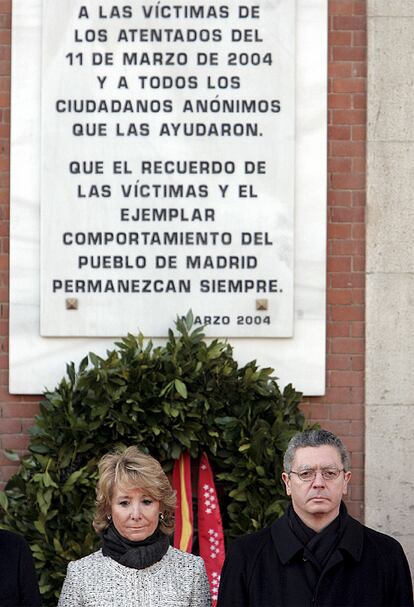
10 0 327 395
40 0 295 337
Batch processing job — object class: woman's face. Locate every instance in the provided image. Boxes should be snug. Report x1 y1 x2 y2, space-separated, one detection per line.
110 484 161 541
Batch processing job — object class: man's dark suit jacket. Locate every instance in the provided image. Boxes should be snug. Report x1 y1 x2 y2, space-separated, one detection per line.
0 530 41 606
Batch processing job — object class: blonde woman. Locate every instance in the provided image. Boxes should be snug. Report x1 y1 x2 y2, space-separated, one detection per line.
58 446 211 607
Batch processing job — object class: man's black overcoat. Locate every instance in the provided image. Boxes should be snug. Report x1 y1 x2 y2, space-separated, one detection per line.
217 510 413 607
0 529 42 606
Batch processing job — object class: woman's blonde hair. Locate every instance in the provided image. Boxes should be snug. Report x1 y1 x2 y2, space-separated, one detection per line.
93 446 176 535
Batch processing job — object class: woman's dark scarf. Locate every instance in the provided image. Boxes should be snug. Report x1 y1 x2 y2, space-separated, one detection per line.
288 501 349 590
102 524 170 569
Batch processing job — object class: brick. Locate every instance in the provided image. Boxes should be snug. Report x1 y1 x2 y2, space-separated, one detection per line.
331 173 365 190
328 223 352 239
350 451 364 468
0 222 9 237
0 64 10 78
329 157 352 173
0 465 19 485
346 501 364 519
352 124 366 140
1 402 40 418
327 289 352 305
0 17 10 30
329 93 352 109
321 420 352 435
352 1 366 17
0 418 22 433
328 190 352 206
302 403 330 420
325 387 354 404
352 288 364 305
352 156 366 173
352 223 364 239
329 63 353 78
330 370 364 387
327 321 350 337
327 354 352 370
0 254 8 271
333 47 366 62
351 63 366 78
21 419 38 432
352 256 365 272
0 2 12 15
0 434 30 450
0 156 9 171
0 170 10 185
352 191 366 206
332 337 364 354
344 435 365 453
327 256 352 272
330 272 364 289
330 207 365 222
351 321 364 338
329 30 352 45
351 356 364 371
332 109 366 125
351 421 364 436
330 240 364 255
350 387 364 404
349 485 364 501
332 16 366 31
329 404 364 421
329 1 353 16
353 93 366 110
0 449 19 467
329 125 351 140
330 140 365 156
331 306 364 322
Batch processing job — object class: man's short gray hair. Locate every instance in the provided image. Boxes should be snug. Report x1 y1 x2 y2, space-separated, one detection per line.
283 429 351 473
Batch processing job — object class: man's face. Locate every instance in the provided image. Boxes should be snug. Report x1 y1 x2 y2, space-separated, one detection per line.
282 445 351 531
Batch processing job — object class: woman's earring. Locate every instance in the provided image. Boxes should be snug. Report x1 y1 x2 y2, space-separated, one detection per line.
159 513 164 521
107 514 112 521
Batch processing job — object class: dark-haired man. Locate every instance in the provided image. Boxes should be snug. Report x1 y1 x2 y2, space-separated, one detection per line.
217 429 413 606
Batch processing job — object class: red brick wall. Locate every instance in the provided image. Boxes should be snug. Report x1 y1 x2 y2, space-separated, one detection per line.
0 0 367 515
301 0 366 520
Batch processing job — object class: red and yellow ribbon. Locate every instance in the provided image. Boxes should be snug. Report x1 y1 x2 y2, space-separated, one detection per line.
173 451 193 552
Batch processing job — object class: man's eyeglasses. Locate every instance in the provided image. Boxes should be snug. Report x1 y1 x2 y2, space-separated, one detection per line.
289 467 345 482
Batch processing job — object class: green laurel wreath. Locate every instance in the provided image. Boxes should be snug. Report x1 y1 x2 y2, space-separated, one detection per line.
0 311 305 604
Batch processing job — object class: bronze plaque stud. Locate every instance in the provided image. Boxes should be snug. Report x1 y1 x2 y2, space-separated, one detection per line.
65 298 78 310
256 299 268 311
